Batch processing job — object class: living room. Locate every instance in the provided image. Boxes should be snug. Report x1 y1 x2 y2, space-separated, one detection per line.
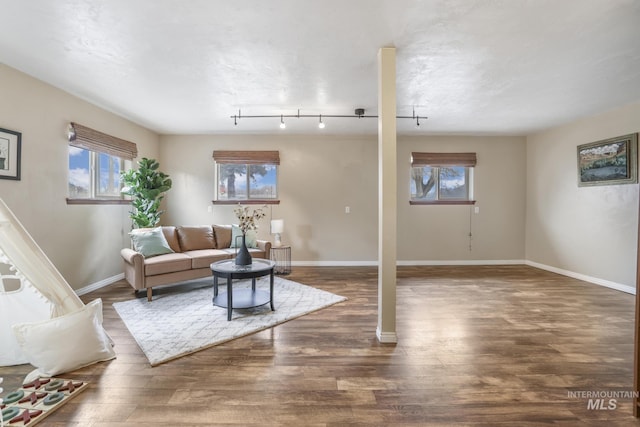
0 61 637 297
1 1 640 424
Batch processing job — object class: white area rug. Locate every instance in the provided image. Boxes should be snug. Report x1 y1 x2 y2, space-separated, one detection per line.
113 277 346 366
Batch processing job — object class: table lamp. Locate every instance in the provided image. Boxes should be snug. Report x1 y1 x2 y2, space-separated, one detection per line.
270 219 284 247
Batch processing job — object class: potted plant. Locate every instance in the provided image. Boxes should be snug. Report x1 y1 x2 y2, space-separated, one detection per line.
121 158 172 228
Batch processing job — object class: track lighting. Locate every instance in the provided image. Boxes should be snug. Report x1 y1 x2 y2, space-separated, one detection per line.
230 108 427 129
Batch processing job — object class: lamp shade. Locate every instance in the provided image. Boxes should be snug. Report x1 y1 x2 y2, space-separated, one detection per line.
270 219 284 234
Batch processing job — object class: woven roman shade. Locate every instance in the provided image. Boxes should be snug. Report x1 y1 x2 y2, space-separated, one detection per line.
212 150 280 165
411 152 477 167
68 122 138 161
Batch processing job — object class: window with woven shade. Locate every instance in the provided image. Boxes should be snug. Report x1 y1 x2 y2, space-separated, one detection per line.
67 123 137 204
212 150 280 204
410 152 476 205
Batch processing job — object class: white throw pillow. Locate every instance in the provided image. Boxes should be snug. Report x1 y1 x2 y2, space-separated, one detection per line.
11 298 115 377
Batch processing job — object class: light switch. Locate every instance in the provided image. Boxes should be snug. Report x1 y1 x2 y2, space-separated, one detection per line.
345 206 350 214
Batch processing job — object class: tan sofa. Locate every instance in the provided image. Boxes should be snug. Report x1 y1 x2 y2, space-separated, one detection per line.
121 225 271 301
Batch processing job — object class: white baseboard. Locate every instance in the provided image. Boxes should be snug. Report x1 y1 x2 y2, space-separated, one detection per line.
291 259 634 295
75 273 124 296
525 260 635 295
291 259 525 267
376 326 398 343
291 260 378 267
397 259 526 266
75 261 634 297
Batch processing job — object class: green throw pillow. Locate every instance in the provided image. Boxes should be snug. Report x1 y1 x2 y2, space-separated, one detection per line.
230 224 258 249
130 227 175 257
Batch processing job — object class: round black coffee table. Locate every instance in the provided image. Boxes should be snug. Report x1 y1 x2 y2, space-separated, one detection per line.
210 259 276 321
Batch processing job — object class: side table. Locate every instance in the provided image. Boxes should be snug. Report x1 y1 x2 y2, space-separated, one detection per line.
270 245 291 275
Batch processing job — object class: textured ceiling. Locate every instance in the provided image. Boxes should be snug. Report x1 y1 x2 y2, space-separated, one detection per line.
1 0 639 136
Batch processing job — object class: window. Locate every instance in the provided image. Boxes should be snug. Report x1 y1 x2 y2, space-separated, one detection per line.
67 123 137 204
410 152 476 205
68 148 128 198
213 151 280 204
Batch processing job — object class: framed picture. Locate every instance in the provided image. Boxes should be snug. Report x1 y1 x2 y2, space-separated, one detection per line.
577 133 638 187
0 127 21 181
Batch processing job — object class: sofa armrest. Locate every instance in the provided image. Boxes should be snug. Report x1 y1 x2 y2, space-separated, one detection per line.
121 248 144 265
121 248 145 290
256 240 271 259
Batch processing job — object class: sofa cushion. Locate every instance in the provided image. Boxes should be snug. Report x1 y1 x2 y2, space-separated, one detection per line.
161 226 182 253
176 226 215 251
129 227 174 258
144 253 192 276
183 249 232 269
212 225 232 249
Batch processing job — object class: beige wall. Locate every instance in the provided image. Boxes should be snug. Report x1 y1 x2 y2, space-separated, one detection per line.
398 136 527 262
0 65 160 290
526 102 640 287
160 134 527 263
160 134 379 263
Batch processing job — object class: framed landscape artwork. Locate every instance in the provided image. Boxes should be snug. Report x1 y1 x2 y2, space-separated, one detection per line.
577 133 638 187
0 127 21 181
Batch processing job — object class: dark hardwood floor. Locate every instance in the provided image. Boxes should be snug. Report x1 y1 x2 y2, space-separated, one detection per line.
2 265 640 426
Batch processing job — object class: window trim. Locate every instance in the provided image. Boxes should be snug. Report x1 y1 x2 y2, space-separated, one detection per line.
410 152 477 205
66 198 131 205
212 150 280 204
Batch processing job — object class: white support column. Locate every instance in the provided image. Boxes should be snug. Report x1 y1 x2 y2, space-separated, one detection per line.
376 47 398 343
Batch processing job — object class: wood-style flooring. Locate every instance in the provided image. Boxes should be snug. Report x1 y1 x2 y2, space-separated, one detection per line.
2 265 640 426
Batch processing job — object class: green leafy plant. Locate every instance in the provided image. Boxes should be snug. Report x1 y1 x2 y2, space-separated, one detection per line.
121 158 172 228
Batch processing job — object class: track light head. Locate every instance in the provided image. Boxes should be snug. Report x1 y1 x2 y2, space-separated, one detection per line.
354 108 365 117
279 115 286 129
318 115 325 129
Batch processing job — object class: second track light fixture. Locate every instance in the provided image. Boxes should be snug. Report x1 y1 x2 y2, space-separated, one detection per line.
231 108 427 129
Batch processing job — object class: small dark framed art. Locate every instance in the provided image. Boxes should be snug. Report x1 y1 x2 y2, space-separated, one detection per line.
577 133 637 187
0 127 21 181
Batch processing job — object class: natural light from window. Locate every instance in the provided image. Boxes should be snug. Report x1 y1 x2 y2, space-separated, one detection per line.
68 147 128 199
216 163 278 201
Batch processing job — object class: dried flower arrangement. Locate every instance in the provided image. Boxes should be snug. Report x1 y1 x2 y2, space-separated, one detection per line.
234 204 267 234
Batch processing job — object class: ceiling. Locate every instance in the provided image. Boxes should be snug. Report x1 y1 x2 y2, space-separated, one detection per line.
1 0 639 136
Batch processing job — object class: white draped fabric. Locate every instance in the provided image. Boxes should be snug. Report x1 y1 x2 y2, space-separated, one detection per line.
0 198 85 366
